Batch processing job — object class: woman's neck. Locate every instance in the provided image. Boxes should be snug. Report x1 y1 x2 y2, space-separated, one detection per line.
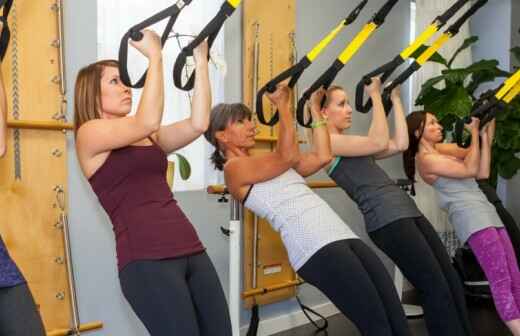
418 139 437 155
328 124 343 135
225 146 250 161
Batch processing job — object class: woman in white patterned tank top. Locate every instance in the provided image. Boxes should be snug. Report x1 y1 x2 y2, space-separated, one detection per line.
204 84 412 336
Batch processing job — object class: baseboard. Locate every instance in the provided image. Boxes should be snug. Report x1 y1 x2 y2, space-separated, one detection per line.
240 301 339 336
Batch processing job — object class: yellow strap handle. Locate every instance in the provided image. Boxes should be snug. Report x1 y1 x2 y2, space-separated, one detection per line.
307 20 348 62
228 0 242 9
401 23 440 59
504 81 520 104
496 69 520 100
338 22 378 64
416 32 451 65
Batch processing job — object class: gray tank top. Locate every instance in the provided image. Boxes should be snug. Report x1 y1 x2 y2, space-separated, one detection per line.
244 169 358 270
328 156 422 233
432 176 503 243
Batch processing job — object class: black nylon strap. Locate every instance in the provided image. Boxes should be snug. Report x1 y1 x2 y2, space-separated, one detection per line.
256 58 311 126
358 0 487 115
455 89 500 147
379 61 421 115
446 0 488 36
296 60 344 128
173 1 236 91
0 0 13 61
435 0 470 27
355 0 476 114
355 55 404 113
118 0 193 88
256 0 369 126
371 0 399 25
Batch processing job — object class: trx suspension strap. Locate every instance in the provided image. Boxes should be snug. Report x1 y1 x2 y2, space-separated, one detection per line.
118 0 193 88
0 0 13 61
255 0 369 126
356 0 470 113
173 0 241 91
455 69 520 147
296 0 399 128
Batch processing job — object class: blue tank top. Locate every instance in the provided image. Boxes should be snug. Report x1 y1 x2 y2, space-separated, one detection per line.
0 234 25 288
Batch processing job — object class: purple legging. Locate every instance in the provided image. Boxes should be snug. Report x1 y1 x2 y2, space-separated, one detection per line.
468 227 520 322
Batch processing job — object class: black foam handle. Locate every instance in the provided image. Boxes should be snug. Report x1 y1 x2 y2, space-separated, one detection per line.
355 55 404 113
296 60 344 128
435 0 470 27
173 1 235 91
447 0 488 36
371 0 399 25
345 0 369 25
255 58 311 126
130 30 144 41
118 1 192 88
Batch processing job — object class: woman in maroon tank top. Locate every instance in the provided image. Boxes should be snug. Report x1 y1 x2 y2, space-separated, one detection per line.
74 30 231 336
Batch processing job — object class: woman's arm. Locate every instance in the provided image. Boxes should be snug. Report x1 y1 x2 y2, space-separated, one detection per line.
331 78 389 157
77 30 164 157
225 85 299 200
477 119 495 179
434 143 470 159
294 88 332 177
376 86 409 159
155 41 211 154
420 118 481 179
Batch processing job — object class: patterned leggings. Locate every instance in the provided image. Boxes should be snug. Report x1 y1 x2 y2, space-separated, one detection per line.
468 227 520 322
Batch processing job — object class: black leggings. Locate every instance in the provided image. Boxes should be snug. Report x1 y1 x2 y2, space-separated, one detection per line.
298 239 412 336
478 179 520 264
0 283 45 336
119 251 231 336
369 217 473 336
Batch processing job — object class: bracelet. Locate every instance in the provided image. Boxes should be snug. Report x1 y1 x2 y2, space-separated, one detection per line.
310 119 327 129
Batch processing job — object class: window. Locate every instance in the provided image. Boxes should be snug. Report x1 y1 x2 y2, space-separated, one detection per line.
97 0 226 191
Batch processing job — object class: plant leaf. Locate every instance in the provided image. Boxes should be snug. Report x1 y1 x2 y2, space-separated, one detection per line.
498 156 520 179
409 45 449 67
175 153 191 180
448 36 479 68
512 46 520 64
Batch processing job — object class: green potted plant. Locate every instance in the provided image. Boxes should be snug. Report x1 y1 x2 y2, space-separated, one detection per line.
413 36 520 186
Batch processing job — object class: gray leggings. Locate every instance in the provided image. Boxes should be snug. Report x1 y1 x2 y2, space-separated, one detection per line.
119 251 231 336
0 283 45 336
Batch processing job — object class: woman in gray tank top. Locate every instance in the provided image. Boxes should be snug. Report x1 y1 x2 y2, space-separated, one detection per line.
204 85 412 336
406 111 520 335
321 81 473 336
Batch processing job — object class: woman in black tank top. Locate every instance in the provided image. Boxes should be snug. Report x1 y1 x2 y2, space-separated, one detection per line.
320 80 474 336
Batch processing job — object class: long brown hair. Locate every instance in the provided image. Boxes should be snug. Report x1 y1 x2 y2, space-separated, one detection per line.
403 111 427 189
204 103 252 170
73 59 119 135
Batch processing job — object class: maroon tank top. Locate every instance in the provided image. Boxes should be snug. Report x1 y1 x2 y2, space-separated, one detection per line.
88 139 205 271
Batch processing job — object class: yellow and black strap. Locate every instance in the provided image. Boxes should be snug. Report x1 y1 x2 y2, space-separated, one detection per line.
454 69 520 147
296 0 400 127
255 0 368 126
355 0 471 113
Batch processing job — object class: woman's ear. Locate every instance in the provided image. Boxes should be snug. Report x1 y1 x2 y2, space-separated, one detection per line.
215 130 227 146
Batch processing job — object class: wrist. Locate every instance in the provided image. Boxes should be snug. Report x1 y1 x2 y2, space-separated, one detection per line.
149 53 163 64
369 92 382 100
195 59 209 69
310 118 327 129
